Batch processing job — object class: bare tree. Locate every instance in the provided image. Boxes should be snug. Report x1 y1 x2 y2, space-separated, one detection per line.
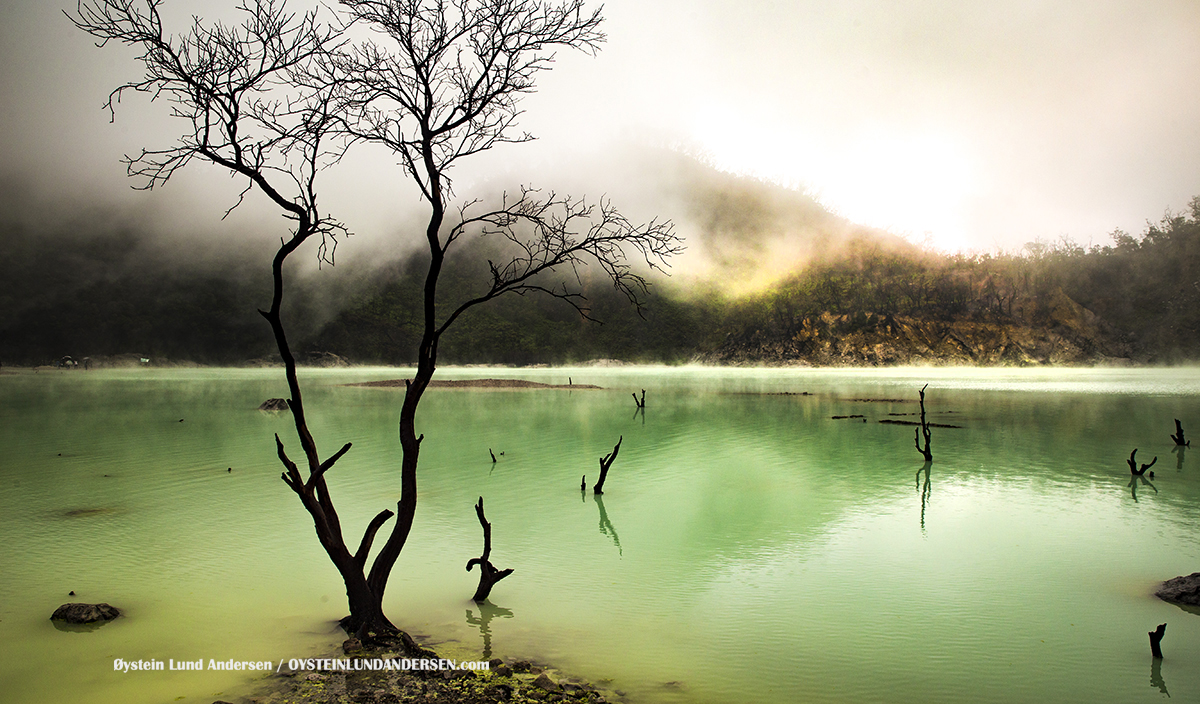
66 0 407 633
320 0 681 635
72 0 681 639
914 384 932 462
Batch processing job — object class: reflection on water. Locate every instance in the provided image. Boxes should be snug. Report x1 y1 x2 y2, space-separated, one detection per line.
1128 474 1159 502
594 494 622 556
3 366 1200 704
916 460 932 535
1150 658 1169 697
465 603 513 659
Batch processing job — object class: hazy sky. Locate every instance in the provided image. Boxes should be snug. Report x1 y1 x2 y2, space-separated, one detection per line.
3 0 1199 253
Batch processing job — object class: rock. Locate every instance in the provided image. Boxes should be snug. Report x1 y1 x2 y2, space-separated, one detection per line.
533 673 560 692
342 637 363 654
488 657 504 668
51 603 120 624
495 665 513 677
258 398 289 411
1156 572 1200 606
307 351 350 368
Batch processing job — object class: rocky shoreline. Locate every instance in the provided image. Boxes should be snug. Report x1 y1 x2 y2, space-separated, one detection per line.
704 303 1135 367
240 633 621 704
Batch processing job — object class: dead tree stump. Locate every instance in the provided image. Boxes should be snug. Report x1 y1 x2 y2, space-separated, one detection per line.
1127 449 1157 475
632 389 645 408
1150 623 1166 659
466 497 513 603
593 436 623 495
1171 419 1190 447
914 384 932 462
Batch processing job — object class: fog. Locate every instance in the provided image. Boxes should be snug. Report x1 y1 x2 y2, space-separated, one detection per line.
2 0 1199 259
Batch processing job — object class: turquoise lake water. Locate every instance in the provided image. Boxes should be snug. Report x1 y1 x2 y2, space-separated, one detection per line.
1 365 1198 703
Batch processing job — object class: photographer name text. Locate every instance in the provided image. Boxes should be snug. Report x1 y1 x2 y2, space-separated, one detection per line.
112 657 489 674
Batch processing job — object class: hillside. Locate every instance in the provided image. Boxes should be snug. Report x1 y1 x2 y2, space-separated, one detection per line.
3 154 1198 367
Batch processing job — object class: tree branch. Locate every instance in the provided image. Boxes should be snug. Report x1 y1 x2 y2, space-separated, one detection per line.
355 509 396 569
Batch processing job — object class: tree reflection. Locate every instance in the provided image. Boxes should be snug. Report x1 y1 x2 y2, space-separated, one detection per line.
916 461 932 535
1127 474 1158 502
465 603 514 660
1172 444 1186 471
1150 657 1169 697
594 494 622 556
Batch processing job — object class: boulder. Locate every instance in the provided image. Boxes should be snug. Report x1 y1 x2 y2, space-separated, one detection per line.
1156 572 1200 606
51 602 121 624
258 398 289 411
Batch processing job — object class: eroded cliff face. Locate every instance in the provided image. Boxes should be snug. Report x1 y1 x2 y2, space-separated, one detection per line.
708 288 1135 366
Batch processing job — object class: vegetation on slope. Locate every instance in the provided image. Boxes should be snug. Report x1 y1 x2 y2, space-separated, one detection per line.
4 160 1199 367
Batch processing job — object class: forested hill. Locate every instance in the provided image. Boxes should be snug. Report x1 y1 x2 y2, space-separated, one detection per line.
309 195 1200 367
3 159 1199 366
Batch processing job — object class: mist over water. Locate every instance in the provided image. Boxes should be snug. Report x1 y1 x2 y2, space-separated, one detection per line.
0 148 907 366
3 366 1199 704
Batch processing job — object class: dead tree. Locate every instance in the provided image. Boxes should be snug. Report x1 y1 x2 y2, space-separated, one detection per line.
466 497 513 603
593 436 623 495
326 0 680 630
914 384 932 462
1150 623 1166 659
632 389 645 408
1127 449 1157 476
67 0 405 637
72 0 680 637
1171 419 1190 447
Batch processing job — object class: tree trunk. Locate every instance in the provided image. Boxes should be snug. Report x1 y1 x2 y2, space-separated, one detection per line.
366 189 443 603
466 497 514 602
914 384 932 462
264 231 401 638
1150 623 1166 659
592 436 623 494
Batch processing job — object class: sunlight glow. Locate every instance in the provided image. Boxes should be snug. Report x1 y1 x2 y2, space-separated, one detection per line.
687 110 979 252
